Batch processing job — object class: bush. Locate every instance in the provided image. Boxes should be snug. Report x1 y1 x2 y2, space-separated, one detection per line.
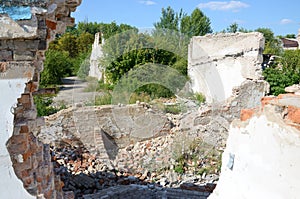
129 92 151 104
34 95 66 116
40 50 73 86
263 50 300 96
164 104 181 114
94 92 112 105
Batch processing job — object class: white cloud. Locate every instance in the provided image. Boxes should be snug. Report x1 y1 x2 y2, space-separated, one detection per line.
139 0 157 6
198 1 249 12
280 18 293 25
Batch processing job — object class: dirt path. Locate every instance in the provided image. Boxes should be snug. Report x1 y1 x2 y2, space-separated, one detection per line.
53 76 100 106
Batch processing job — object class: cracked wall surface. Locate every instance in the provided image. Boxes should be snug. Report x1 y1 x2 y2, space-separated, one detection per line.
188 32 266 103
209 94 300 199
0 0 82 198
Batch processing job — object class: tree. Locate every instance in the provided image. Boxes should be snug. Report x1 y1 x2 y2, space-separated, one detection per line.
263 50 300 95
154 6 212 37
226 22 238 33
255 28 283 55
76 32 94 54
40 50 73 86
57 33 79 57
181 8 212 37
285 34 296 39
154 6 183 31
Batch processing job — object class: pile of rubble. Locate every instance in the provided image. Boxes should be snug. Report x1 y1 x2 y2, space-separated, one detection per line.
51 138 219 198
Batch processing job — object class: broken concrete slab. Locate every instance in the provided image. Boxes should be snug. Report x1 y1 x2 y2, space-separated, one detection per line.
188 32 265 103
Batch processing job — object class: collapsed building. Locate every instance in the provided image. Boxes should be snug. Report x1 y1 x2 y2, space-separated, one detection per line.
0 1 300 198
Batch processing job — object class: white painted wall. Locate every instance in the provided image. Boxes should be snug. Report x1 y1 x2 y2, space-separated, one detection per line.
89 32 104 80
188 32 264 103
209 107 300 199
0 79 35 199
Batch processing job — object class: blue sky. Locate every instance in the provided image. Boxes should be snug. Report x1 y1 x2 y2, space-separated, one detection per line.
72 0 300 36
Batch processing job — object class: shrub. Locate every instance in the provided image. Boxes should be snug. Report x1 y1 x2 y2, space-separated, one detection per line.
194 92 206 104
164 104 181 114
40 50 73 86
263 50 300 96
34 95 66 116
94 92 112 105
129 92 151 104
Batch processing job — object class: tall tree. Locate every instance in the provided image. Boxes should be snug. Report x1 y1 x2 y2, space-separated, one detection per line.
57 33 79 57
154 6 183 31
181 8 212 37
154 6 212 37
255 28 283 55
226 22 239 33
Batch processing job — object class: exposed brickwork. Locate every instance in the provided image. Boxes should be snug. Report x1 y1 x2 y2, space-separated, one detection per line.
240 108 256 122
2 1 82 198
241 94 300 130
287 106 300 124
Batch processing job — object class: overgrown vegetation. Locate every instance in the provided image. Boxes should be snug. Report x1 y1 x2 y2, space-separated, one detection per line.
263 50 300 95
172 136 222 175
34 95 66 116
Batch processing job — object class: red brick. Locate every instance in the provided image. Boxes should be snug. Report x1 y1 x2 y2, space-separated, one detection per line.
46 19 57 30
20 125 29 134
21 169 31 178
240 109 256 121
261 96 275 108
20 93 31 104
26 82 38 93
287 106 300 124
23 150 33 162
44 189 54 199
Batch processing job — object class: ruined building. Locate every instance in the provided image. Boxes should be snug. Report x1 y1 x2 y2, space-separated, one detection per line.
89 32 104 80
1 0 300 198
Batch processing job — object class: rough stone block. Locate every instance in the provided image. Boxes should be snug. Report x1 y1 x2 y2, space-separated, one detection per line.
14 51 36 61
38 40 47 50
0 50 13 61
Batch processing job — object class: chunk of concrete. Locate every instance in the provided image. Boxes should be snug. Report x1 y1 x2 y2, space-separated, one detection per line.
188 32 265 103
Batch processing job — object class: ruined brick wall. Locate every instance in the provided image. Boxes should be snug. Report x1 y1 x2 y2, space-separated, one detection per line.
1 1 82 198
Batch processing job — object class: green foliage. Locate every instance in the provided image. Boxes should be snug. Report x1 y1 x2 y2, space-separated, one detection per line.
57 33 79 58
194 92 206 104
40 50 73 86
263 50 300 96
174 163 185 174
76 32 94 54
164 104 181 114
255 28 283 55
172 136 222 175
226 22 238 33
34 95 66 116
76 53 91 80
94 92 112 105
76 21 138 39
129 92 151 104
154 6 212 37
222 23 252 33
